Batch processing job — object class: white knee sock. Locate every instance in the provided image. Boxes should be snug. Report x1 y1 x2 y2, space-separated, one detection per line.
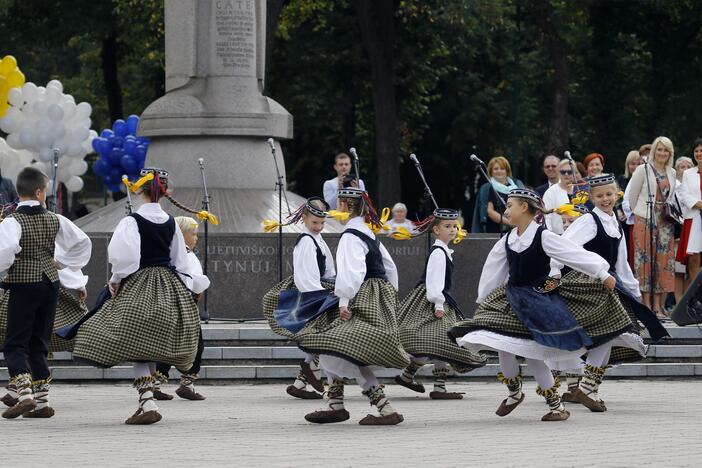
357 366 380 391
586 343 612 368
498 352 521 379
525 358 555 390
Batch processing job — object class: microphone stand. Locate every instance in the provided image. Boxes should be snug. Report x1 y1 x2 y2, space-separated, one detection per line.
410 154 439 251
198 158 211 322
470 155 507 237
269 138 290 283
50 149 59 213
642 156 657 311
350 147 362 188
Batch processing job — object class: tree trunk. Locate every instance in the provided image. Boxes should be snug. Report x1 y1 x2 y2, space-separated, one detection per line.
264 0 287 94
101 33 123 122
354 0 400 207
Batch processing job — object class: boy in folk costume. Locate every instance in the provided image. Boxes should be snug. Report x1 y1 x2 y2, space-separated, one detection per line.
153 216 211 401
262 197 337 400
73 168 213 425
395 208 486 399
553 175 668 411
0 266 90 414
298 187 408 425
449 188 644 421
0 167 91 419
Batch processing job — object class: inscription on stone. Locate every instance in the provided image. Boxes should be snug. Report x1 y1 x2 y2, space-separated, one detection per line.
213 0 256 76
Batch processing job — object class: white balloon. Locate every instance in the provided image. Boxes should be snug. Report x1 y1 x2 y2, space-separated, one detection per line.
61 100 76 120
50 123 66 142
66 143 83 157
21 82 37 102
0 112 21 134
75 102 92 119
65 176 84 193
19 127 36 149
73 126 90 142
33 100 48 116
6 133 22 149
38 147 54 162
45 87 61 105
47 104 64 122
7 88 23 107
72 159 88 176
47 79 63 93
31 161 48 173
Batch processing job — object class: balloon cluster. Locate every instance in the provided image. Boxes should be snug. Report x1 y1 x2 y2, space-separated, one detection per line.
0 79 94 192
0 55 25 117
0 138 35 185
90 115 149 193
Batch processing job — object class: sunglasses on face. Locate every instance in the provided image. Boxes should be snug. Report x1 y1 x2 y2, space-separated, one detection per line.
559 170 573 175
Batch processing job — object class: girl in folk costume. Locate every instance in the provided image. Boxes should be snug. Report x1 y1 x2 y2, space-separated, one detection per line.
553 175 668 411
153 216 211 401
449 188 643 422
262 197 337 400
394 208 486 399
0 266 89 416
298 187 408 425
73 168 212 425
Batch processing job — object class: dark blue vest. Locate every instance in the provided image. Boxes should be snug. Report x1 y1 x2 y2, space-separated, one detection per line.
130 213 176 269
419 245 461 315
342 228 387 280
295 233 326 278
506 225 550 287
583 212 621 271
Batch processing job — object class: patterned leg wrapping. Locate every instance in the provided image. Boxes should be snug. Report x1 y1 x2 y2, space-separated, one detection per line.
536 377 570 421
125 376 162 425
304 380 349 423
1 383 19 408
287 369 323 400
359 386 403 425
395 359 426 393
176 374 206 401
573 364 607 412
151 371 174 401
22 378 54 418
430 367 464 400
495 370 525 416
2 374 36 419
561 373 582 404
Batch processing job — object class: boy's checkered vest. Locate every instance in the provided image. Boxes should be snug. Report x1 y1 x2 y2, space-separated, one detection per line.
2 206 59 286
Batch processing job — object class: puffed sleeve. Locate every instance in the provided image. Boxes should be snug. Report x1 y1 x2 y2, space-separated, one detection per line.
334 233 369 307
679 170 700 213
378 241 399 291
54 214 92 270
550 214 598 273
477 235 509 303
614 233 641 299
187 251 210 294
0 217 21 273
57 267 88 291
542 230 610 281
293 236 324 292
320 237 336 280
169 224 192 285
323 180 338 209
108 216 141 284
425 248 447 310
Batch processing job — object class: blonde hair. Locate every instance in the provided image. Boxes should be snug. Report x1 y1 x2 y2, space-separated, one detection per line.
487 156 512 178
340 197 365 217
624 150 640 178
175 216 198 234
650 136 674 168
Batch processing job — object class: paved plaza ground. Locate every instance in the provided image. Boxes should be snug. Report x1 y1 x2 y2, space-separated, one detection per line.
2 380 700 467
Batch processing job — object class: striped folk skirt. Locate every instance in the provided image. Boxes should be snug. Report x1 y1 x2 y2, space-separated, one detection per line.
72 267 200 369
295 278 411 369
0 287 87 353
397 285 486 371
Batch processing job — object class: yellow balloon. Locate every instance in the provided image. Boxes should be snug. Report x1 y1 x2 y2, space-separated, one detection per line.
0 55 25 118
0 55 17 74
7 69 24 88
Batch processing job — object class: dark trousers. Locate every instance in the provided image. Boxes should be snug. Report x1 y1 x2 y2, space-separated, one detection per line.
3 277 59 380
156 327 204 377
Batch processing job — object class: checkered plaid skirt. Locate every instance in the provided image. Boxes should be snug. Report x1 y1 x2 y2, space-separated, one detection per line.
0 287 86 353
449 273 635 349
562 270 646 364
295 278 411 369
262 276 335 339
72 267 200 369
398 285 486 370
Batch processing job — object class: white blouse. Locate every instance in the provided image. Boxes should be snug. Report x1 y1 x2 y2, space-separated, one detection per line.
186 250 210 295
477 220 611 304
58 266 88 291
108 203 190 285
425 239 452 311
335 216 399 307
384 219 416 236
0 200 92 274
677 167 701 218
293 226 336 292
553 207 641 299
542 183 572 234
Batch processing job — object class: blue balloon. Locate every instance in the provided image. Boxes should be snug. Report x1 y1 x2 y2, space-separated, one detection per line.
91 137 104 153
135 145 147 160
121 154 138 174
109 148 123 166
137 136 150 145
126 115 140 135
100 129 114 139
106 183 121 193
113 119 127 137
92 158 109 177
112 136 124 149
98 139 112 156
123 139 137 155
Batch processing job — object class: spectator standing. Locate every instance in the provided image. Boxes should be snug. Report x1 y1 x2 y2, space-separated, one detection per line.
535 155 561 196
322 153 366 209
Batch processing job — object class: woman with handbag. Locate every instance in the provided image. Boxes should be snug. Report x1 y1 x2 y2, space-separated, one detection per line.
626 136 677 318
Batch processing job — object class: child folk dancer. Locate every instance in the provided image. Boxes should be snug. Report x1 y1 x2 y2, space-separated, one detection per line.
297 187 409 425
553 174 668 411
262 197 336 400
395 208 486 399
1 266 89 414
73 168 207 425
449 188 644 421
153 216 211 401
0 167 91 419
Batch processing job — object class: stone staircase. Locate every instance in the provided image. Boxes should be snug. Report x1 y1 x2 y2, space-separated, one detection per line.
2 322 702 382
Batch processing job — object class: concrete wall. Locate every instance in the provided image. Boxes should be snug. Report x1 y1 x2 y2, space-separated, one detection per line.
83 233 500 320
